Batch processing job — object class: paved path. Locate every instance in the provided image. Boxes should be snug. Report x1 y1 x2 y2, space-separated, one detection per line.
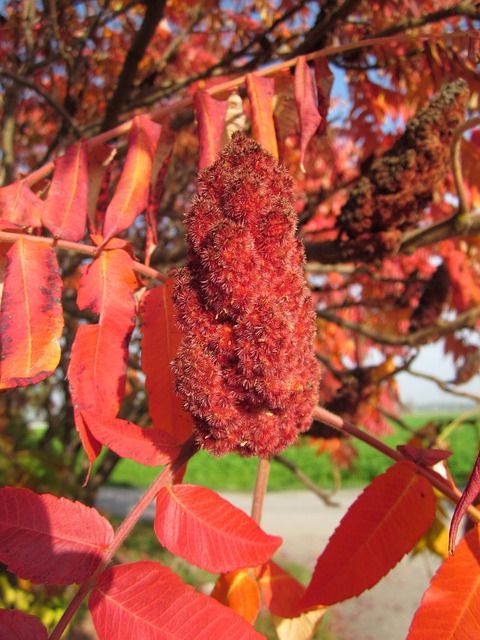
96 488 441 640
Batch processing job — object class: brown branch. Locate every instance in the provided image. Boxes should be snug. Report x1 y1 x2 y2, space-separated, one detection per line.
0 230 166 283
273 454 339 506
101 0 167 131
0 69 82 137
0 86 18 185
312 406 480 522
399 209 480 254
374 3 480 38
316 306 480 347
293 0 363 56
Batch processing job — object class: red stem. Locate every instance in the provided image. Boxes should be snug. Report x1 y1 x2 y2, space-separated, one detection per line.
48 437 198 640
251 457 271 525
0 230 166 282
312 406 480 522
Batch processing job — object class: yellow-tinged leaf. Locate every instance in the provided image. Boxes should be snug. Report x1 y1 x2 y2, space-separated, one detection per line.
246 73 278 158
223 91 246 144
272 609 327 640
0 240 63 389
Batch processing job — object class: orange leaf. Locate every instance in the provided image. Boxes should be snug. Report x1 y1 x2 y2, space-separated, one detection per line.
257 561 305 618
407 526 480 639
245 74 278 158
294 56 323 172
102 115 162 243
42 142 89 241
194 90 228 170
67 249 137 461
140 282 194 444
0 240 63 389
211 570 261 624
302 461 436 607
0 180 43 227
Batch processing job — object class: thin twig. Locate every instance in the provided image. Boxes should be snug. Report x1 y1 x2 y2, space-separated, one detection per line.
407 369 480 404
0 230 166 283
273 454 339 506
0 69 82 137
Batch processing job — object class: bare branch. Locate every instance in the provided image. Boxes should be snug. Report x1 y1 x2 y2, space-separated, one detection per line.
101 0 167 130
374 3 480 38
407 369 480 404
0 70 82 137
317 306 480 347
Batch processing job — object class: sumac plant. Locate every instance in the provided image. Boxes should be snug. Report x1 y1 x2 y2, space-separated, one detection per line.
1 2 480 639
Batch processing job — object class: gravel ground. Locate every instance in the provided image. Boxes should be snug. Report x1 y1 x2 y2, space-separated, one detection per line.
96 487 442 640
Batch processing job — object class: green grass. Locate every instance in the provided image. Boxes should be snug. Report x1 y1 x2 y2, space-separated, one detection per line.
107 412 480 491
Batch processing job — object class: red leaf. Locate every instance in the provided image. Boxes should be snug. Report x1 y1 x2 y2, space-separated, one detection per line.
87 144 115 234
194 90 228 170
84 413 180 466
302 461 436 607
146 141 172 246
313 57 333 129
0 180 42 227
408 526 480 639
398 444 452 467
154 484 282 572
294 56 323 172
257 561 306 618
102 115 162 243
89 561 264 639
0 241 63 389
67 249 137 461
42 142 88 241
245 74 278 158
449 451 480 553
0 610 48 640
140 282 194 443
211 569 261 624
0 487 113 584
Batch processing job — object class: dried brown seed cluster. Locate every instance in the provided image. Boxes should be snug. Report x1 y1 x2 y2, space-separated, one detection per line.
337 79 469 260
409 263 450 334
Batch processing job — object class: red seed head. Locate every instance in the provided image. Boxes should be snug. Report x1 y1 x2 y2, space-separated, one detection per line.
173 133 320 456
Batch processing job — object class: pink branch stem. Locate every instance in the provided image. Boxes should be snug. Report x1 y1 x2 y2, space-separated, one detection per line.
251 457 271 525
0 230 166 282
48 437 199 640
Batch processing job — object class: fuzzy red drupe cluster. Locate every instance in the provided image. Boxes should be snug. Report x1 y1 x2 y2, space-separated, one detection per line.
172 133 320 457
